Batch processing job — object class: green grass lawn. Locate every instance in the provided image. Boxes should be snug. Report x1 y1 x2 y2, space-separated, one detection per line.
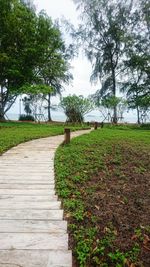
0 121 89 155
55 126 150 267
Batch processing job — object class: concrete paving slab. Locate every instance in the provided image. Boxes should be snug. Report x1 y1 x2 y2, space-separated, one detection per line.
0 175 54 179
0 233 68 250
0 219 67 233
0 195 57 201
0 201 61 209
0 184 54 189
0 209 63 220
0 179 54 184
0 171 54 175
0 250 72 267
0 189 55 195
0 161 53 164
0 129 92 267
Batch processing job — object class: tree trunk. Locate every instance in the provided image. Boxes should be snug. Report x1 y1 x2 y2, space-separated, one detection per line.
47 93 52 121
137 106 140 124
0 86 5 121
110 55 117 124
113 105 117 124
0 105 5 121
112 68 117 124
0 112 5 121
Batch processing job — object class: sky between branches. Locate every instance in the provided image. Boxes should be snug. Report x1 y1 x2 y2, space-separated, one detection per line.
34 0 98 98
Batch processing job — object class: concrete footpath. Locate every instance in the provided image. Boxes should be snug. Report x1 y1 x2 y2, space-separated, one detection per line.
0 129 91 267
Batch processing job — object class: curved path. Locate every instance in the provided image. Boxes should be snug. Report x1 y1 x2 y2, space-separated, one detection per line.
0 129 91 267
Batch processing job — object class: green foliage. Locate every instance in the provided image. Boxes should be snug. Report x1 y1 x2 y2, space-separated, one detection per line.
91 94 127 122
0 121 88 155
101 96 121 110
74 227 97 267
126 243 140 263
21 84 53 95
34 12 73 121
60 95 93 123
19 114 35 121
72 0 131 123
140 123 150 130
55 126 150 266
0 0 37 118
108 250 126 266
121 0 150 123
72 0 149 123
0 0 71 120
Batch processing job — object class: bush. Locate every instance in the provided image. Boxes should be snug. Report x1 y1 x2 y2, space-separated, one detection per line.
19 114 35 121
140 123 150 130
60 95 93 123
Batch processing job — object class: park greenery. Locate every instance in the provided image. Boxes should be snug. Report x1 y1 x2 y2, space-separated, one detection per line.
90 94 128 123
55 125 150 267
1 0 149 124
0 1 150 266
72 0 150 124
0 121 89 155
60 95 93 123
0 0 72 121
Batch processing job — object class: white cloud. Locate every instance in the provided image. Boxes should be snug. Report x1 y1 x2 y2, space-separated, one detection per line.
34 0 79 26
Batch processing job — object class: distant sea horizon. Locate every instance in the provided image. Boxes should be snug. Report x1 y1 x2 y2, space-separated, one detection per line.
6 109 146 124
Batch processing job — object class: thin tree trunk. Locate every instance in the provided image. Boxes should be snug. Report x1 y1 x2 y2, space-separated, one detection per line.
112 68 117 124
0 113 5 121
137 106 140 124
0 86 5 121
110 54 117 124
0 105 5 121
47 93 52 121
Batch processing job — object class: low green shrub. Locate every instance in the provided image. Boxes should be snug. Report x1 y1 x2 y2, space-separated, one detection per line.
19 114 35 121
140 123 150 130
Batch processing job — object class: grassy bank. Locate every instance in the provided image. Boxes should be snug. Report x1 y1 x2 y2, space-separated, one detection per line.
0 121 89 155
55 126 150 267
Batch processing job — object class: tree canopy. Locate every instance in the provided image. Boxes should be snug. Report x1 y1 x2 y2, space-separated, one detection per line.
72 0 131 123
60 95 93 123
0 0 72 120
72 0 150 123
122 0 150 123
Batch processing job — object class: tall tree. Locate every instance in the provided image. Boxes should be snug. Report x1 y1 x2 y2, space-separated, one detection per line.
36 12 72 121
122 0 150 123
0 1 72 121
72 0 131 123
0 0 38 120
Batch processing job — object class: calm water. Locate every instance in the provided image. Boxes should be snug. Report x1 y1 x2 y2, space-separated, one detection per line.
6 109 141 123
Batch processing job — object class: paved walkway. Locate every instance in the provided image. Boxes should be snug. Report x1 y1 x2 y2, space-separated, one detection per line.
0 129 91 267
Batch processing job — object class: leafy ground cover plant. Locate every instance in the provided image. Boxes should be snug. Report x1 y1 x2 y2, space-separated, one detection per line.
0 121 89 155
55 126 150 267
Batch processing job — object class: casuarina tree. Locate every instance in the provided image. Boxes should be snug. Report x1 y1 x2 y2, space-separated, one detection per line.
72 0 132 123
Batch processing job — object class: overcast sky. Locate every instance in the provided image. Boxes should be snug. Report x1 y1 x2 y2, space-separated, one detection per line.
34 0 98 98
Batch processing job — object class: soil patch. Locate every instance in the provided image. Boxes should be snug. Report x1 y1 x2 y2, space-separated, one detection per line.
69 143 150 266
